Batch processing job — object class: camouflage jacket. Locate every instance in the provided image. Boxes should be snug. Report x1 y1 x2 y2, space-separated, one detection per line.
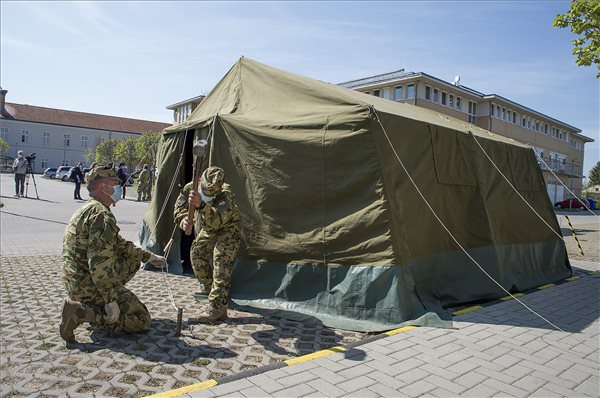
138 169 151 186
174 182 241 235
62 199 151 303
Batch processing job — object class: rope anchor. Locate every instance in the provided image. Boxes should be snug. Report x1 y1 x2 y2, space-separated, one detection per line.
564 215 584 256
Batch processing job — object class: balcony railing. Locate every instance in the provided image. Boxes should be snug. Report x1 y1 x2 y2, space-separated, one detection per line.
537 157 583 177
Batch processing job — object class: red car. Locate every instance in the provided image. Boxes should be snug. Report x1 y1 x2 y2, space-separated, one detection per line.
554 198 589 209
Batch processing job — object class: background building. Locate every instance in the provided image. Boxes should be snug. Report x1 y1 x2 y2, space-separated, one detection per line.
0 89 171 173
166 95 206 125
339 71 594 202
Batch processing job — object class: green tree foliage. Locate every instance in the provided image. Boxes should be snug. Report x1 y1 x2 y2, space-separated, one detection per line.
95 138 119 165
553 0 600 77
114 136 139 168
135 131 161 167
83 148 96 165
0 138 9 156
588 160 600 186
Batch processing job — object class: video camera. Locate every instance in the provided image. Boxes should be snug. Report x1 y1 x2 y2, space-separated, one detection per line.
25 153 36 163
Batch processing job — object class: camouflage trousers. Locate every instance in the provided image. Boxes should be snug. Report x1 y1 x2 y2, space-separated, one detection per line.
64 256 151 334
191 228 241 309
137 184 151 200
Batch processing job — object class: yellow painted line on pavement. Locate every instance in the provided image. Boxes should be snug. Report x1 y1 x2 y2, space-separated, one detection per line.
284 346 346 365
143 379 217 398
385 326 416 336
565 276 580 281
537 283 556 290
501 293 524 301
452 305 482 316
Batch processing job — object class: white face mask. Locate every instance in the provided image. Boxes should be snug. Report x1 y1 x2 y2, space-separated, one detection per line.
200 190 215 203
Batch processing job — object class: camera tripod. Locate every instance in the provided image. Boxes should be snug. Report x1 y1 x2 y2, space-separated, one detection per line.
24 164 39 199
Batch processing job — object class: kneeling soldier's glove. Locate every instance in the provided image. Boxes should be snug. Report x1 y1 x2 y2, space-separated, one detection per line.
148 253 168 269
104 301 120 324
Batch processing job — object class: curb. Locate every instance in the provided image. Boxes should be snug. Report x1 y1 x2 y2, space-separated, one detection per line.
145 270 597 398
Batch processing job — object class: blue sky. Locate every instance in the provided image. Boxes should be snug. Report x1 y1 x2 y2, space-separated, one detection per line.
2 1 598 175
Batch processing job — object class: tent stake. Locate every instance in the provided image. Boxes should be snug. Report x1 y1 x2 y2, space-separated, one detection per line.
176 307 183 336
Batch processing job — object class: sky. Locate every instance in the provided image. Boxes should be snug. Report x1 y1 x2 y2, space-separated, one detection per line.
1 1 599 176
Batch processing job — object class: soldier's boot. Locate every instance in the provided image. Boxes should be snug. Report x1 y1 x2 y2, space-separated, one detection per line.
196 304 227 324
59 299 95 343
136 195 141 202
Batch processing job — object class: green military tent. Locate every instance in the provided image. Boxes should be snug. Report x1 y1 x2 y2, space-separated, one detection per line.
139 57 570 332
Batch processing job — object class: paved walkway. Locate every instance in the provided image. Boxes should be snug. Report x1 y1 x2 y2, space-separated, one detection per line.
1 173 599 397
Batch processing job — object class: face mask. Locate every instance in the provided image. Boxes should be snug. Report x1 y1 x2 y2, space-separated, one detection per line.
200 190 215 203
104 184 122 203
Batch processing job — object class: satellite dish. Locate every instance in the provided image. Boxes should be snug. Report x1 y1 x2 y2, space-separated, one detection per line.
453 76 461 86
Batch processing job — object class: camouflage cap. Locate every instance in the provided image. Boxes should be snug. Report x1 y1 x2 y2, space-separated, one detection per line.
200 166 224 196
86 163 121 183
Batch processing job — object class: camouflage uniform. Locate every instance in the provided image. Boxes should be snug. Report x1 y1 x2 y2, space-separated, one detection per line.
174 170 241 312
137 167 151 201
62 169 152 336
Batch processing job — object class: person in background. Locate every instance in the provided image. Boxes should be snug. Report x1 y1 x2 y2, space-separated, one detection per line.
136 164 152 202
12 150 27 197
71 162 84 200
116 163 128 199
59 163 168 343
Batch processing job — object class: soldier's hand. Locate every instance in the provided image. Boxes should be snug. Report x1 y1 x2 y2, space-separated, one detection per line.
148 253 167 269
104 301 120 324
189 190 202 208
180 217 193 235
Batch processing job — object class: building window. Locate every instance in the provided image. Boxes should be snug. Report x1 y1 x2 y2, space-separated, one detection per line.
81 136 88 148
441 92 447 105
468 101 477 124
513 112 517 124
522 117 526 127
64 134 71 147
43 131 51 145
456 97 462 110
372 89 380 97
41 159 48 169
406 84 415 99
381 88 391 100
425 86 431 101
0 127 7 140
506 110 510 121
394 86 403 100
433 88 439 103
449 94 454 108
527 119 531 129
21 129 30 143
535 122 540 132
544 124 548 134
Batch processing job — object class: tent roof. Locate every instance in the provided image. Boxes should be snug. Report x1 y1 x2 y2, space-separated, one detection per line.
164 57 526 148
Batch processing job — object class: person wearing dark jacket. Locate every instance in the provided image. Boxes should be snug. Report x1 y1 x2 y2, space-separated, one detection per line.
116 163 128 199
71 163 84 200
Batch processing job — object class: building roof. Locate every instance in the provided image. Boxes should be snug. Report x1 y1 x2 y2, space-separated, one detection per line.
1 103 171 134
166 95 206 110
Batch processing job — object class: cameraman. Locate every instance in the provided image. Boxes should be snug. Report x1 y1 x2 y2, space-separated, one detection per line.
12 150 27 197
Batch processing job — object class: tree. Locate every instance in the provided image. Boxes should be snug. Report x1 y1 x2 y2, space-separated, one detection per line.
114 136 139 169
95 139 119 165
135 131 162 167
588 160 600 186
0 138 9 157
553 0 600 77
83 148 96 165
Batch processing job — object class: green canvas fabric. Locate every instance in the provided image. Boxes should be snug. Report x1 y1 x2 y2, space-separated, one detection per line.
142 57 570 331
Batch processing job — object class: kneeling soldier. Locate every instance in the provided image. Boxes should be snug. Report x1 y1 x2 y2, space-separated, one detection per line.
60 164 167 343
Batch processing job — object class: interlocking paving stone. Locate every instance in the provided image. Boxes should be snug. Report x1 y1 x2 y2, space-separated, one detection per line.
0 255 366 397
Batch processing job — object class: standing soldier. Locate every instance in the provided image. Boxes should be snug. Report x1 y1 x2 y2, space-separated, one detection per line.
60 163 167 343
174 166 241 323
137 164 151 202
